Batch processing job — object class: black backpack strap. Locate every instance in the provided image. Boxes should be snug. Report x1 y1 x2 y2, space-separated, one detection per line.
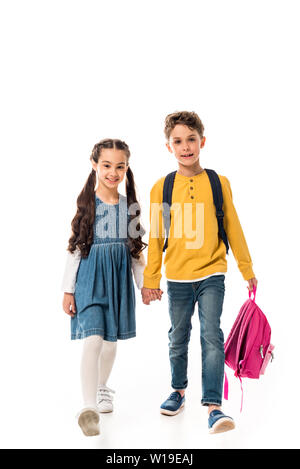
205 169 229 254
162 171 177 252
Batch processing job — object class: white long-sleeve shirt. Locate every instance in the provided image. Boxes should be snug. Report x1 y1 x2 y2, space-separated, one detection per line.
61 247 146 294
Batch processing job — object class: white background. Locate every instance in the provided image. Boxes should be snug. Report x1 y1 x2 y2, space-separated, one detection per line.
0 0 299 449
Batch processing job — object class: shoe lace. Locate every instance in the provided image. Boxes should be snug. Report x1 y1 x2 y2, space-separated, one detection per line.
168 392 181 402
97 386 115 404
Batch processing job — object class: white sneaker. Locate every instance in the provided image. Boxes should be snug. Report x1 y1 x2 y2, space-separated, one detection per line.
97 385 115 413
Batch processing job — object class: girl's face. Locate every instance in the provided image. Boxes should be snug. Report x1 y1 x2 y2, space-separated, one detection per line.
166 124 205 168
92 148 128 189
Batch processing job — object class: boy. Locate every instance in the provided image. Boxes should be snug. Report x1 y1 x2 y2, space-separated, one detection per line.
141 111 257 434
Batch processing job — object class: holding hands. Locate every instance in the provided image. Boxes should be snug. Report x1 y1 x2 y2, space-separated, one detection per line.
141 287 164 305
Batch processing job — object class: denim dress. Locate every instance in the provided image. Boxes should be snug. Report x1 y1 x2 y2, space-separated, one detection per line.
71 194 136 341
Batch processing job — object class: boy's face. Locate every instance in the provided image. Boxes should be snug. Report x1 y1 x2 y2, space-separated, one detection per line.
166 124 205 168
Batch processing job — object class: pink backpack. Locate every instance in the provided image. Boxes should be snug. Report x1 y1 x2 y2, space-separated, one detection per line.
224 286 274 410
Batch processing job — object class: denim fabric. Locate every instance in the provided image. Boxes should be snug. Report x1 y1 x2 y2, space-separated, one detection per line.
167 274 225 406
71 194 136 341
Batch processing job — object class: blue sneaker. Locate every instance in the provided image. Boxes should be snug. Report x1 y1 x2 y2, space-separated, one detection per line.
208 410 235 434
160 391 185 416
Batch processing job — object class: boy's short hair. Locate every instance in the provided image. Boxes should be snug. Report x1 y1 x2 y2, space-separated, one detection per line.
164 111 205 141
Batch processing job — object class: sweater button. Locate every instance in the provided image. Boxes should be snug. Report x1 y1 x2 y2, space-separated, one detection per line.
190 179 193 182
191 195 194 199
190 186 193 190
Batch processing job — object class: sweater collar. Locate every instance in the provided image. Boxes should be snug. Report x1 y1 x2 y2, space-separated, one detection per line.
175 169 206 181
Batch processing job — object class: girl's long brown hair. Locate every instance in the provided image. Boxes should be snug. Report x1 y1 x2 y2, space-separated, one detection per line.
67 138 147 259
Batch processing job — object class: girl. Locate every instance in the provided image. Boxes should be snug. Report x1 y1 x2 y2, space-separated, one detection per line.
61 138 147 436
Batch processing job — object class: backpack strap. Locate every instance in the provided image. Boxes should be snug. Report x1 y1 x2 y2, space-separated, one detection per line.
205 169 230 254
224 371 229 401
162 171 177 252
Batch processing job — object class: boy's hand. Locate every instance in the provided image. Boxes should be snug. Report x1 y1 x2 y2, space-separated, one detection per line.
63 292 77 318
247 277 258 293
141 287 163 305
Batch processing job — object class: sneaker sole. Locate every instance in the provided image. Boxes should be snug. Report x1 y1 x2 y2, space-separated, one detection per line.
97 407 113 413
209 417 235 434
78 409 100 436
160 402 185 416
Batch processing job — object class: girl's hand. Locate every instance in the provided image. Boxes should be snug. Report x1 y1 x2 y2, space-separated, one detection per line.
63 292 77 318
141 287 163 305
247 277 258 293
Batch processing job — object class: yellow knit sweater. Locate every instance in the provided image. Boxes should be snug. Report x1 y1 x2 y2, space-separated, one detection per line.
143 170 255 289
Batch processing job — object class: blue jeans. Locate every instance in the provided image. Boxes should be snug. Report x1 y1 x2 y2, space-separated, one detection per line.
167 275 225 406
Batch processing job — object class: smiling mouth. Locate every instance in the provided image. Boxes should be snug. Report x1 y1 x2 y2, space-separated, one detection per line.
106 178 119 182
181 153 194 158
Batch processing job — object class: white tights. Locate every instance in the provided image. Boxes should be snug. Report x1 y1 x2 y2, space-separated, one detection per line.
80 335 117 407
